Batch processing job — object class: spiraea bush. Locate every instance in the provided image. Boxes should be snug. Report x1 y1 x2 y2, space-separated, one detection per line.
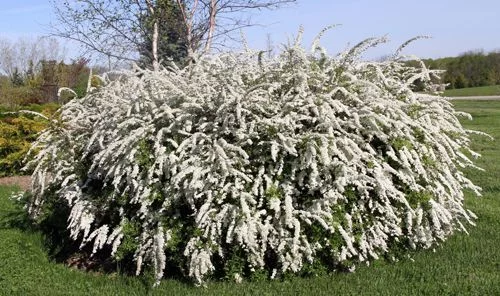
24 33 485 285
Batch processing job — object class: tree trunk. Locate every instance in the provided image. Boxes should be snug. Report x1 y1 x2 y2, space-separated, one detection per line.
152 20 159 71
203 0 216 53
145 0 159 71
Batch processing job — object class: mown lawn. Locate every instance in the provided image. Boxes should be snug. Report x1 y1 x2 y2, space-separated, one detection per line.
443 85 500 97
0 100 499 295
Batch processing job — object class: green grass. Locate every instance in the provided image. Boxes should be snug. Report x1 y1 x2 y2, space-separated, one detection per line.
1 101 500 295
442 85 500 97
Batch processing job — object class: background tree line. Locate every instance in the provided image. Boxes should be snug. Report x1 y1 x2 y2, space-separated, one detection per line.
414 50 500 90
0 37 95 106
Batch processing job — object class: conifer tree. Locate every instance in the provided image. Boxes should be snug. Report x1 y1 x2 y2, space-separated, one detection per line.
138 0 189 67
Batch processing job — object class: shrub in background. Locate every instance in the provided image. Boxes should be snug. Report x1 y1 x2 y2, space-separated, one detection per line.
24 33 484 285
0 103 59 176
0 84 45 106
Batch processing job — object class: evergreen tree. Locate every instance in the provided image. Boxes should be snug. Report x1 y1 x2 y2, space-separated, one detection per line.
10 67 24 86
138 0 189 68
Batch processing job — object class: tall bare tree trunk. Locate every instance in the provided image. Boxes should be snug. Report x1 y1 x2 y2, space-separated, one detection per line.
145 0 159 71
203 0 217 53
152 21 159 70
177 0 198 61
185 20 194 59
86 67 93 93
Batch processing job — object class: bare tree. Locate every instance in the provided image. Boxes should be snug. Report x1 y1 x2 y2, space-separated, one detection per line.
145 0 160 71
176 0 296 56
266 33 274 58
50 1 146 68
0 37 66 79
50 0 296 69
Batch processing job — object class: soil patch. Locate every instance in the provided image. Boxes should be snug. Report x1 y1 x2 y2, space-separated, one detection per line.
0 176 31 191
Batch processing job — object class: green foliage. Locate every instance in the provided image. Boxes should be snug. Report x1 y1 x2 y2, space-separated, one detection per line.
54 58 91 99
0 103 58 176
407 104 425 119
0 82 44 106
1 57 91 106
114 219 141 261
406 191 432 209
135 139 155 168
10 68 25 86
419 50 500 90
391 137 414 150
138 0 189 67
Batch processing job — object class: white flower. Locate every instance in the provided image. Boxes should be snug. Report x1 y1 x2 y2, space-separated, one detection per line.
23 31 484 285
234 273 243 283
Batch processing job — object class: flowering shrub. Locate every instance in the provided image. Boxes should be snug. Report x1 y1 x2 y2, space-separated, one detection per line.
24 35 484 285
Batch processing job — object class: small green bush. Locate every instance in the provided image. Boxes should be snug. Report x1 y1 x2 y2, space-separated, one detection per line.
24 34 484 285
0 84 45 106
0 103 59 176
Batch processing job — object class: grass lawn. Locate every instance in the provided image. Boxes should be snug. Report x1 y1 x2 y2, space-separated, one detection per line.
1 100 499 295
442 85 500 97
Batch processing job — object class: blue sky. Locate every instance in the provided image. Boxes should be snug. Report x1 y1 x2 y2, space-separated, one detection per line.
1 0 499 60
0 2 52 38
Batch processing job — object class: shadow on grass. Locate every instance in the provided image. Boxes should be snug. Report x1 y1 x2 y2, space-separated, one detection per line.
0 208 37 233
0 192 194 290
0 189 356 289
0 188 37 233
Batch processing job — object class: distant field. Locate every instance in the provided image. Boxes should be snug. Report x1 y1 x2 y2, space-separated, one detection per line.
0 101 499 295
443 85 500 97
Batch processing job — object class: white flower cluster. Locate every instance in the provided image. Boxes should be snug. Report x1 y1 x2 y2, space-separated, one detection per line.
25 35 484 284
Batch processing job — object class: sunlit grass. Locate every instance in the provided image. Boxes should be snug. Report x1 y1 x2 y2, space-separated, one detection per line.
443 85 500 97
